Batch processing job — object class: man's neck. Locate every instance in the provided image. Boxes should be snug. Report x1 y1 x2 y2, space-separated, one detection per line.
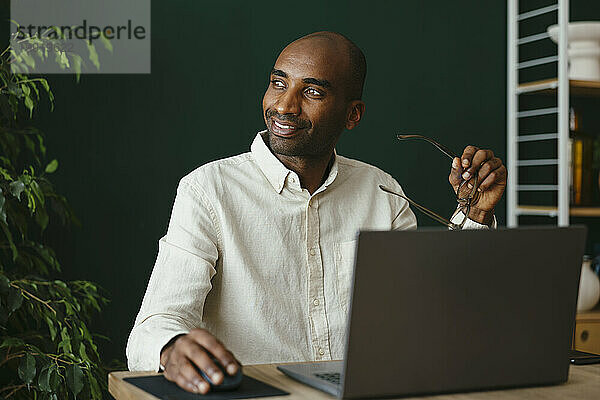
275 153 334 194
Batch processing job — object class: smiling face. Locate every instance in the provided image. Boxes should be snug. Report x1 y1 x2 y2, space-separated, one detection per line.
262 34 364 158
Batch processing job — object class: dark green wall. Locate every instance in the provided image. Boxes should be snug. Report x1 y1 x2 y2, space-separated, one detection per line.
9 0 510 363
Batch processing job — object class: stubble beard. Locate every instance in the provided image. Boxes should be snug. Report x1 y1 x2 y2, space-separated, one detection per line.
261 129 332 158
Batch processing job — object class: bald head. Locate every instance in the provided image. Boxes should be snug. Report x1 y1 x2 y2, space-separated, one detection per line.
283 31 367 100
262 31 367 160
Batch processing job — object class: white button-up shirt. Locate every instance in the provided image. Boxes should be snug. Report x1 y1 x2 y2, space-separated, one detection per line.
126 132 490 371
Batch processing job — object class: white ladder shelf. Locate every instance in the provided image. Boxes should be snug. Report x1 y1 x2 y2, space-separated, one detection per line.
507 0 570 226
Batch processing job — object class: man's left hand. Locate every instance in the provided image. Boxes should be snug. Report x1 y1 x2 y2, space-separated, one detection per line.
448 146 507 226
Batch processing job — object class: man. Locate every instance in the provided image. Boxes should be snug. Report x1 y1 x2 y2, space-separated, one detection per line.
126 31 506 394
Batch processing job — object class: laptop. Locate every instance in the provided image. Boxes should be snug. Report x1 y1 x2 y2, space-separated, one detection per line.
278 226 587 399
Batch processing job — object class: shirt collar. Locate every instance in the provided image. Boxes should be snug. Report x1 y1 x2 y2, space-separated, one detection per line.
250 131 339 194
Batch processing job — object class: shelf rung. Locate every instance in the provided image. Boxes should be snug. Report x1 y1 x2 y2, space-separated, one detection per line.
517 159 558 166
517 107 558 118
517 4 559 21
517 133 559 142
518 56 559 69
516 206 600 217
517 79 558 94
516 206 559 216
571 208 600 217
517 78 600 95
517 32 551 45
516 185 558 191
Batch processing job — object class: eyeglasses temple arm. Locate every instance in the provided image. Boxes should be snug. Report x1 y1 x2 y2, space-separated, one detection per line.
396 134 457 160
379 185 461 230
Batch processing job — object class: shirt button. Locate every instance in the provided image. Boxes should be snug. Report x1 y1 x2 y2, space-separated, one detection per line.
318 348 325 356
290 177 296 184
309 249 316 256
313 299 320 306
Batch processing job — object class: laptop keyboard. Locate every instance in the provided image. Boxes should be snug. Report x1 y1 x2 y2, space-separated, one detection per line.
314 372 341 386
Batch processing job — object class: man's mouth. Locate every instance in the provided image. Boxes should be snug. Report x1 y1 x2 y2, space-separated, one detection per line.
270 118 304 137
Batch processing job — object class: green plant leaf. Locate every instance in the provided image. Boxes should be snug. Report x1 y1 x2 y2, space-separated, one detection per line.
65 300 75 316
37 133 47 156
39 78 50 92
66 364 84 397
22 52 36 68
71 54 82 83
7 286 23 313
31 180 45 206
9 180 25 200
29 80 40 100
35 205 49 231
20 172 32 185
21 83 31 97
87 369 102 399
26 190 37 213
58 51 70 69
24 95 34 117
86 42 100 70
38 364 52 392
49 366 61 392
79 342 89 362
18 353 36 384
45 315 57 341
58 326 72 353
45 159 58 173
48 88 55 111
0 167 12 180
100 33 113 53
54 280 67 289
0 336 24 348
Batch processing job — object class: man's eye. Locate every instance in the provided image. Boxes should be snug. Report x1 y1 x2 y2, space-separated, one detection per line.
305 88 323 97
271 79 285 89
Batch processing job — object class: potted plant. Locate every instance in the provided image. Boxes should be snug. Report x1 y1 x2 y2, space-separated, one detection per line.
0 26 112 399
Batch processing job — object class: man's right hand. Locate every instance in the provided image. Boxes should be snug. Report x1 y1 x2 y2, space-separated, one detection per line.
160 328 241 394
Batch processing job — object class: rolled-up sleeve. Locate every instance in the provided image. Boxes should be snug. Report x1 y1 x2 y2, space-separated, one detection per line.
126 178 220 371
452 211 498 229
388 178 418 231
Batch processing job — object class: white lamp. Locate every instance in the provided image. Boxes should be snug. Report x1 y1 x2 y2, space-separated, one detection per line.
548 22 600 81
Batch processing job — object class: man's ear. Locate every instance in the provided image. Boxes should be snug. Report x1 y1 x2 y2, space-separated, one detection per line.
345 100 365 130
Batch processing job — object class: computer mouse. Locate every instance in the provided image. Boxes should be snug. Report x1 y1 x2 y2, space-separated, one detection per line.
198 354 243 391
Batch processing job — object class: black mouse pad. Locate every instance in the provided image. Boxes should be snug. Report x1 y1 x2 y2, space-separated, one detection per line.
124 374 289 399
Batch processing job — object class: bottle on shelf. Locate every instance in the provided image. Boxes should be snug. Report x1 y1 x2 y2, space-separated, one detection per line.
569 107 596 206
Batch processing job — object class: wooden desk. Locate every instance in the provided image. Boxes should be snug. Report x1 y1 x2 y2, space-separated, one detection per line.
109 363 600 399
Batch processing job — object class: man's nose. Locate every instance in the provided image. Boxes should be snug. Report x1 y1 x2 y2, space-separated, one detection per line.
275 89 301 116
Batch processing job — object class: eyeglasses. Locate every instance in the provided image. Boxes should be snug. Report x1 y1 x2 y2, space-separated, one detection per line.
379 134 480 230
